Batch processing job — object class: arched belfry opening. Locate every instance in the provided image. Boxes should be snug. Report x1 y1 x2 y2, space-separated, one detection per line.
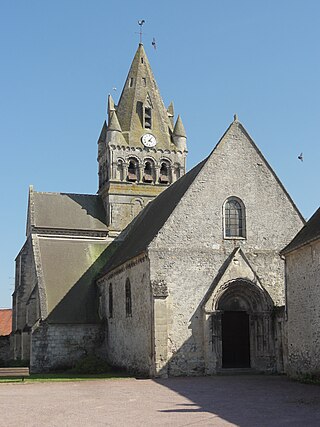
206 279 275 373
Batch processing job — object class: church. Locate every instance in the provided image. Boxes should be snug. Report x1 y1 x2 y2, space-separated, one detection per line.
12 43 305 376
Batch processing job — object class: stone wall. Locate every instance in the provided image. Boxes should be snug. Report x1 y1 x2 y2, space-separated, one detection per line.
285 239 320 377
148 122 304 376
0 336 11 364
98 255 153 376
30 322 103 373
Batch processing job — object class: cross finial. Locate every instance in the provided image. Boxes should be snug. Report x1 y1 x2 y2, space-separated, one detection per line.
137 20 145 44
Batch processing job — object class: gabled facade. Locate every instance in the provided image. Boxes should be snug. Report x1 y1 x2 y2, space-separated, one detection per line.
97 119 305 377
281 207 320 378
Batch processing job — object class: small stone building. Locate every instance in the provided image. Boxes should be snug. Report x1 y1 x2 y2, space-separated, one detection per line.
12 42 305 375
281 207 320 378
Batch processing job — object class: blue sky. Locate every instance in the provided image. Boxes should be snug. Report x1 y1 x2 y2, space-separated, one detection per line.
1 0 320 308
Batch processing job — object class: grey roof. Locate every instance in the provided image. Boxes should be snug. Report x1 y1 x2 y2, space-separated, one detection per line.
32 192 108 231
38 238 111 323
281 207 320 255
99 159 206 276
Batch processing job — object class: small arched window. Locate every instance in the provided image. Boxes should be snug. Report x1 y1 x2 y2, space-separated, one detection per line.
143 160 154 183
224 197 246 238
109 283 113 318
125 278 132 317
159 161 171 184
127 159 139 182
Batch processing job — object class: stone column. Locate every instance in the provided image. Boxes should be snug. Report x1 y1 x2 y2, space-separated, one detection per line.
204 310 222 374
151 280 169 377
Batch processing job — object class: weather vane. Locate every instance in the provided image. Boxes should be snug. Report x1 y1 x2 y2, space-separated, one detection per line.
137 20 145 44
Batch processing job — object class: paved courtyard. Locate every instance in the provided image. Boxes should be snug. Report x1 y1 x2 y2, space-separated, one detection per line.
0 375 320 426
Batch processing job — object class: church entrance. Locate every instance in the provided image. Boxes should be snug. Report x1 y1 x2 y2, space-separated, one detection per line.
221 311 250 368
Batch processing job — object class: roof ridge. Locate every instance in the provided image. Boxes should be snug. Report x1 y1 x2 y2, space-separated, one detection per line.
98 158 207 277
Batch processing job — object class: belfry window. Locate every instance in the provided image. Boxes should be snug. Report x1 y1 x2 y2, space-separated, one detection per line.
109 283 113 319
127 159 139 182
125 278 132 317
144 107 152 129
224 197 246 238
143 160 154 183
159 161 170 184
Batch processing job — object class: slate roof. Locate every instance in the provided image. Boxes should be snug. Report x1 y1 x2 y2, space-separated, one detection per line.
0 309 12 336
99 159 207 276
32 192 108 231
37 238 111 323
281 207 320 255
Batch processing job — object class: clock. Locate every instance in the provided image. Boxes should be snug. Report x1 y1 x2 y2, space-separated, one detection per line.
141 133 157 147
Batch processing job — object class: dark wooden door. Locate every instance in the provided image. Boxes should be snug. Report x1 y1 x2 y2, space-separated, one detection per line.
222 311 250 368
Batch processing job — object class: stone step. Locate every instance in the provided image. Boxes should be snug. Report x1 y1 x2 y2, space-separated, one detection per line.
216 368 263 375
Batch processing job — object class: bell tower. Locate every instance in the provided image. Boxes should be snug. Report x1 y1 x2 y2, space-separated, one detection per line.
98 43 187 236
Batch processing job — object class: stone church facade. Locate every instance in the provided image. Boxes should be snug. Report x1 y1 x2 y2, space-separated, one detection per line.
12 43 305 375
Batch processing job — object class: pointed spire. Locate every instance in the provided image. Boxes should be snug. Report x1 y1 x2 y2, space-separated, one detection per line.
108 111 122 132
173 115 186 138
172 115 187 151
167 102 174 127
108 94 115 114
116 44 172 146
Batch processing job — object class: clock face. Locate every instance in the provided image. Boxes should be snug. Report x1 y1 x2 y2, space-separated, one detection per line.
141 133 157 147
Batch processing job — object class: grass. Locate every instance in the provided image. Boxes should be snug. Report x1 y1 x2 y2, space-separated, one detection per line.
0 372 133 383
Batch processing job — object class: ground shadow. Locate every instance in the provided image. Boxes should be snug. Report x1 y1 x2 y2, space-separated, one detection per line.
153 375 320 426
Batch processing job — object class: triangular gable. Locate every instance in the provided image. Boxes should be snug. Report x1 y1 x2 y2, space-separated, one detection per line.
210 120 305 224
202 247 268 313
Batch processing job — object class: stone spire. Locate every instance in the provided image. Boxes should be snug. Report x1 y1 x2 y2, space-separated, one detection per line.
172 115 187 151
108 111 122 132
115 44 173 147
167 101 174 127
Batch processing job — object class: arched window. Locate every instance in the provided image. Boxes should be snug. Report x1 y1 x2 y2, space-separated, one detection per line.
125 278 132 317
159 161 171 184
109 283 113 318
143 160 154 183
224 197 246 238
127 159 139 182
144 107 152 129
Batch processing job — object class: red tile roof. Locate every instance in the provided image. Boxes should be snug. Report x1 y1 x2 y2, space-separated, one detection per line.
0 309 12 336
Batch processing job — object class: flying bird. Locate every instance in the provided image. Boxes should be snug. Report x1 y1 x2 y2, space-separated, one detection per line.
298 152 303 162
138 20 145 26
152 37 157 50
112 87 117 92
